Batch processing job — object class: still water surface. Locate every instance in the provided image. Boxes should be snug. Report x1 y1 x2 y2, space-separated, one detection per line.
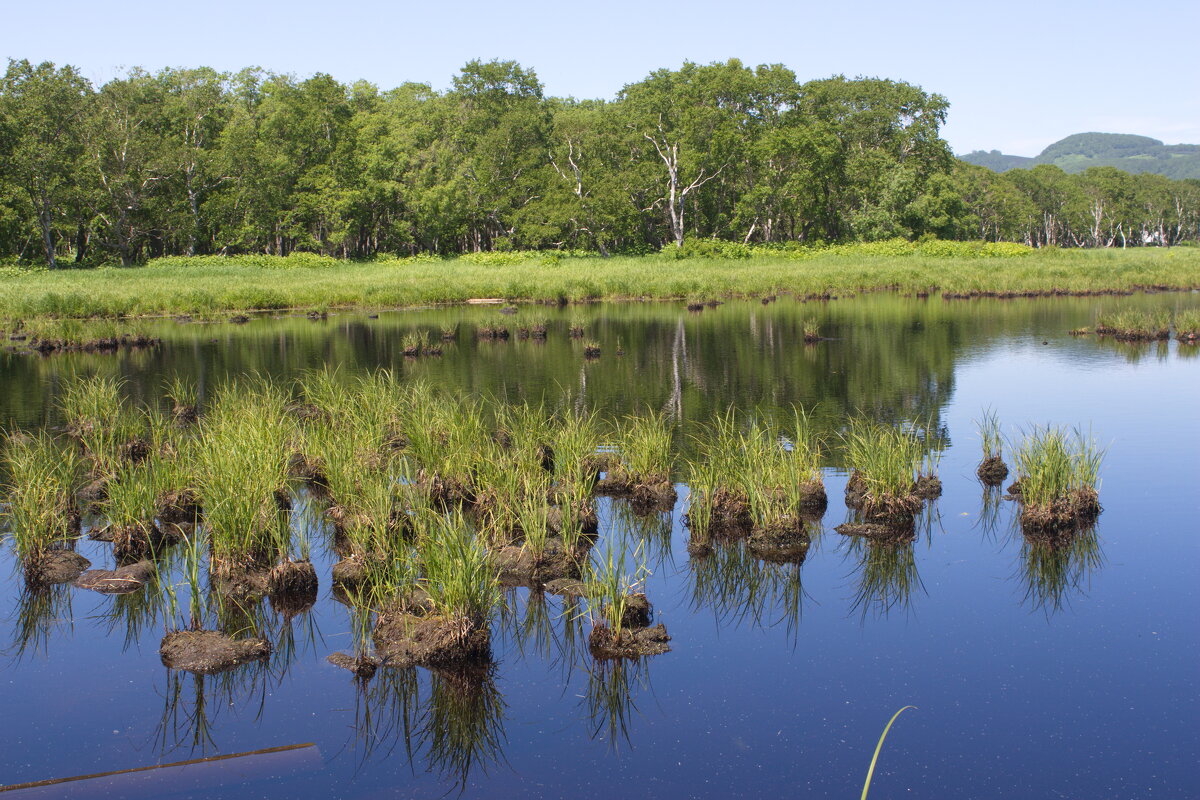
1 294 1197 799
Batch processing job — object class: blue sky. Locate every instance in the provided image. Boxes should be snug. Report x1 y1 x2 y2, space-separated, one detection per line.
3 0 1197 156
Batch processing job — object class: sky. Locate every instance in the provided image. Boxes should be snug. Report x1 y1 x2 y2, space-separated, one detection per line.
3 0 1198 156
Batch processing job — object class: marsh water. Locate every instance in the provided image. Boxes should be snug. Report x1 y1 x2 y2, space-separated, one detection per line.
1 294 1198 799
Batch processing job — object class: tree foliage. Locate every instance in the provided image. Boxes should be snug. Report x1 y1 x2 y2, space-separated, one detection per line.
1 58 1197 266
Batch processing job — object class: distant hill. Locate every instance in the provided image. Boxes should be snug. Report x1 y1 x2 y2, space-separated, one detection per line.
960 132 1200 180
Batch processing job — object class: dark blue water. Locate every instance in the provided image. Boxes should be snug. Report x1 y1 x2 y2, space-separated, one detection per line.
1 296 1197 798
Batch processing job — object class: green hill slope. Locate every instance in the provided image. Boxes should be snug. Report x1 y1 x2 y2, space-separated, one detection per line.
960 132 1200 179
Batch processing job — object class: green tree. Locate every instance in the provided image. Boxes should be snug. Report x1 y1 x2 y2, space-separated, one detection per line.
0 60 93 267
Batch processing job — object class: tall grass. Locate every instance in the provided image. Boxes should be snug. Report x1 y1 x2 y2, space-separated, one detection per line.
1 431 81 561
60 374 145 477
104 462 160 556
1095 308 1171 340
585 538 649 639
1010 426 1103 510
417 511 501 628
842 420 926 509
2 247 1196 320
977 409 1003 461
608 411 673 486
1176 309 1200 339
197 379 293 569
741 410 824 530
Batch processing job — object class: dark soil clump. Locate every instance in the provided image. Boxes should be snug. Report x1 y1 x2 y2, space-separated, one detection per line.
976 456 1009 485
492 538 586 587
589 623 671 659
844 471 868 508
24 549 91 587
157 489 201 526
595 476 677 514
748 522 812 563
118 437 151 464
74 560 156 593
327 652 380 680
912 475 943 500
374 613 492 668
210 563 271 600
1019 488 1102 539
267 560 318 614
160 630 270 674
331 555 368 591
834 522 916 543
614 593 652 629
172 404 199 425
77 478 109 510
543 577 587 596
111 523 178 563
547 503 599 536
418 470 475 507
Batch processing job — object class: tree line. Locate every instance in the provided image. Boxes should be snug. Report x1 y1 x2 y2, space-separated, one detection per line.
1 57 1197 267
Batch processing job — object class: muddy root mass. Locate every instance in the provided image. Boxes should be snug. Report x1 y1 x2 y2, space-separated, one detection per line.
74 560 155 593
24 549 91 587
160 630 271 674
976 456 1009 485
374 613 492 668
589 623 671 659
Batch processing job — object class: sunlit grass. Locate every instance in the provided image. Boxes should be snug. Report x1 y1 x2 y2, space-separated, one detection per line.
2 247 1194 320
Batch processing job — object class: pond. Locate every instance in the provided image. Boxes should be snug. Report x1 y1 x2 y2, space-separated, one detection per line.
1 293 1197 799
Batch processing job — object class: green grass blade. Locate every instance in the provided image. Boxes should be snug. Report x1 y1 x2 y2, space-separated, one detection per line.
861 705 916 800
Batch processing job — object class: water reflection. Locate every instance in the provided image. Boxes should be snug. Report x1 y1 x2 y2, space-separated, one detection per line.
7 582 75 661
584 657 652 751
155 659 274 758
339 662 509 790
974 484 1006 541
687 541 807 635
845 538 924 619
1016 526 1104 614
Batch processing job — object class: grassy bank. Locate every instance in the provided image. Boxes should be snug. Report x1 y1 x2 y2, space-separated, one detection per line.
1 244 1198 320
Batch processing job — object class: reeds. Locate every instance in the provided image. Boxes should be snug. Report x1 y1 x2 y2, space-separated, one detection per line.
516 315 548 339
1176 309 1200 342
476 318 509 340
975 409 1008 484
1094 309 1171 340
11 317 159 352
104 462 163 561
197 379 293 570
60 374 147 478
742 411 825 534
584 538 649 640
604 411 673 489
842 420 928 521
418 511 501 630
1010 427 1103 535
164 375 199 424
2 430 82 563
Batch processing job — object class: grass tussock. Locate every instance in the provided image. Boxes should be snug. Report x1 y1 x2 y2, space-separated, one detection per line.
1009 426 1103 536
1 431 82 564
842 419 938 525
1094 309 1171 341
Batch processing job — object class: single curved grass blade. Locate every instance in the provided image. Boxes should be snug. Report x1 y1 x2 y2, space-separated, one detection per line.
861 705 916 800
